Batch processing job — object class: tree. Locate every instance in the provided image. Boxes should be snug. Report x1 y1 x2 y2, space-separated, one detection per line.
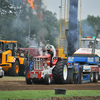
42 10 60 48
0 0 27 47
87 15 100 33
80 19 94 37
17 1 60 48
0 0 15 15
0 0 15 39
0 0 60 48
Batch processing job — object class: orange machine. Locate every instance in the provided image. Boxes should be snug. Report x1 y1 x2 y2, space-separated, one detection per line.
0 40 28 76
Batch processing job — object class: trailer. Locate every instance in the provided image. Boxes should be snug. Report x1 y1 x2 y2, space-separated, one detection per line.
67 30 100 83
67 55 99 83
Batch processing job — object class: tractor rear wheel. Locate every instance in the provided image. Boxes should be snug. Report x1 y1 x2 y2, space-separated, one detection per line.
53 60 68 84
90 72 94 83
25 65 32 84
79 68 83 84
44 74 51 85
9 61 19 76
93 72 98 82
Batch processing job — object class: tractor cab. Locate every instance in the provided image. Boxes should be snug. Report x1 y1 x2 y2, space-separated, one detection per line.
0 40 17 56
81 36 100 49
0 40 28 58
74 36 100 57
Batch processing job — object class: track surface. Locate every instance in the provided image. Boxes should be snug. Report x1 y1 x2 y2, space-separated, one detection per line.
0 77 100 91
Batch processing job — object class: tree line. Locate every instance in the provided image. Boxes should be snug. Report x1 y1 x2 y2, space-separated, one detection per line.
0 0 59 48
0 0 99 48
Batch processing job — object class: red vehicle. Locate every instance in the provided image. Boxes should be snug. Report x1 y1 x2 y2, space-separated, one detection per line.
25 45 68 85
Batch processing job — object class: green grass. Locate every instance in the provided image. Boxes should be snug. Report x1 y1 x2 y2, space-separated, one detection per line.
3 76 25 78
0 90 100 100
1 76 25 81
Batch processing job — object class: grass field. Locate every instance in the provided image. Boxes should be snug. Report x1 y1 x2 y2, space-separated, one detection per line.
0 90 100 100
1 76 25 81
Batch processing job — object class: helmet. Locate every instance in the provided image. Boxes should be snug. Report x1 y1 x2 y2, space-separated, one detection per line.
46 44 51 51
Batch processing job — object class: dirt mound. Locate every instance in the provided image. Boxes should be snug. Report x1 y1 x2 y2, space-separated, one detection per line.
0 77 100 91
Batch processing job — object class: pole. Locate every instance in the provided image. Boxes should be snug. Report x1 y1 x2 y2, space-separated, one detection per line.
92 30 100 55
79 0 82 48
27 16 30 66
29 17 30 66
66 0 69 29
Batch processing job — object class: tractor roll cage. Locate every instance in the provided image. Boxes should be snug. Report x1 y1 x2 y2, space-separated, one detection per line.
0 40 17 56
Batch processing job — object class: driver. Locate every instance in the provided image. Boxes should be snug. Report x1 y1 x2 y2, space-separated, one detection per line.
46 45 54 67
88 41 93 48
5 45 9 50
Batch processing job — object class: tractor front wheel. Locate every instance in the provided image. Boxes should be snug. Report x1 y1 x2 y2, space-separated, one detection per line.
25 65 32 84
44 74 51 85
9 61 19 76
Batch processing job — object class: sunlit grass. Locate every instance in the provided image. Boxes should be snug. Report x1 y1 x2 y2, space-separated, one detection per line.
0 90 100 100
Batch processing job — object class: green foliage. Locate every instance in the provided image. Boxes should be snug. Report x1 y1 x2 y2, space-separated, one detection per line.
0 90 100 99
1 1 100 48
84 15 100 38
42 10 60 48
87 15 100 31
0 0 60 48
0 0 15 14
79 15 100 38
80 19 94 37
0 0 27 47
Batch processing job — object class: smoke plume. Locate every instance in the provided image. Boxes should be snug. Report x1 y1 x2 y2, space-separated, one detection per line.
67 0 78 56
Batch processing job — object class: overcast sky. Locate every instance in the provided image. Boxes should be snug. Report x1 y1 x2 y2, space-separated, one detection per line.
43 0 100 20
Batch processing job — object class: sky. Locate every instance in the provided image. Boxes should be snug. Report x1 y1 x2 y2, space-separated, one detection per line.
43 0 100 20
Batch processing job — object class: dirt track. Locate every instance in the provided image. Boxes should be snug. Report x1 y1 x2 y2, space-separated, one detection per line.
0 77 100 91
